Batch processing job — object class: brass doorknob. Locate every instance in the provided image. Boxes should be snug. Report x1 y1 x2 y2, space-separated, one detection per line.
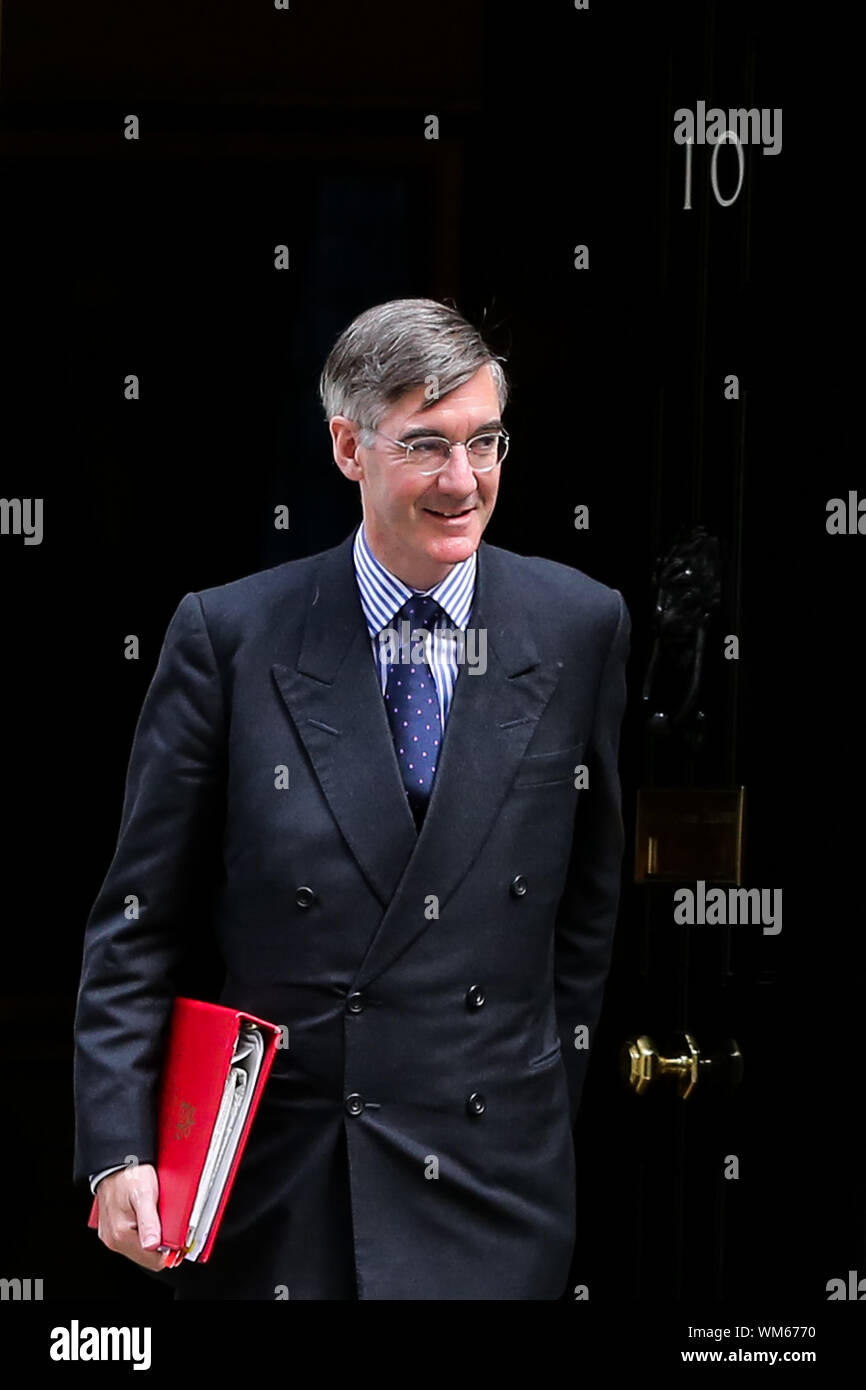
620 1033 743 1099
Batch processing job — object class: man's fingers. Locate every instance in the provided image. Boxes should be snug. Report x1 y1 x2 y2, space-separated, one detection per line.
98 1214 172 1270
95 1164 172 1268
128 1180 162 1251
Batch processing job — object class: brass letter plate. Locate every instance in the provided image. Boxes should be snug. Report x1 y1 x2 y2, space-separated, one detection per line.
635 786 745 884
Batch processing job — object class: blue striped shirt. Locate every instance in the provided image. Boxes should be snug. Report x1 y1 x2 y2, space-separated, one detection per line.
353 520 477 729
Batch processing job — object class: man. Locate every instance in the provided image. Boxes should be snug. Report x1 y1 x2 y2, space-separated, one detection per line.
74 297 630 1300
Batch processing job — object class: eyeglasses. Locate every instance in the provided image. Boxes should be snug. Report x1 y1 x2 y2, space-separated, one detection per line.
360 427 509 476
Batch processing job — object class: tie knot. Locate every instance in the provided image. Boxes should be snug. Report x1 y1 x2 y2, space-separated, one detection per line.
398 594 442 632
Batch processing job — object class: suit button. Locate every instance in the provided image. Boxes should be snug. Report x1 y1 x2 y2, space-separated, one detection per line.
466 1092 486 1116
509 874 528 898
465 984 485 1009
346 992 365 1014
345 1093 365 1116
296 886 316 908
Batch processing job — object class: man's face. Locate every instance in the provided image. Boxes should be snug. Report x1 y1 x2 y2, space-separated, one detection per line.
331 363 502 590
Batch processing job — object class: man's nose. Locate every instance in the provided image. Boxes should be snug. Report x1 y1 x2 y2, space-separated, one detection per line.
436 443 477 491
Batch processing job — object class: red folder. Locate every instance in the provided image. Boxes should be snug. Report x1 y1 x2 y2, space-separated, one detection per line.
87 997 283 1266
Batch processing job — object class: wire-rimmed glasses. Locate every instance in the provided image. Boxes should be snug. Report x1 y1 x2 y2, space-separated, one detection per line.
360 427 509 476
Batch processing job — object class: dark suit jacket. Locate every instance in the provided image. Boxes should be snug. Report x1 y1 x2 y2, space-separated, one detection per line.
73 526 630 1300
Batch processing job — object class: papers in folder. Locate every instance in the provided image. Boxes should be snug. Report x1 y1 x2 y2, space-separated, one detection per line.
183 1023 265 1260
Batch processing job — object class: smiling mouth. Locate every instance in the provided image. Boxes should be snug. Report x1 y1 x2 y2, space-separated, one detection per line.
424 506 475 518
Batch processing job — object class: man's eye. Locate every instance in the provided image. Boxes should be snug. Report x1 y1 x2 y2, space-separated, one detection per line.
411 439 445 456
469 435 497 452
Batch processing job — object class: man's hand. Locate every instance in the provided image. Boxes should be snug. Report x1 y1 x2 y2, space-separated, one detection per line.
94 1164 172 1271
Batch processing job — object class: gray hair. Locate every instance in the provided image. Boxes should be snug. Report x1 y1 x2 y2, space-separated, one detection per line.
318 297 509 443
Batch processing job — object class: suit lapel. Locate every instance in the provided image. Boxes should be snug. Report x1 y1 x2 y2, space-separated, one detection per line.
271 530 418 909
271 528 566 988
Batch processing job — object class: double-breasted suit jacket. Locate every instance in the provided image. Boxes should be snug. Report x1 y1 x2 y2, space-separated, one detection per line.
73 524 630 1299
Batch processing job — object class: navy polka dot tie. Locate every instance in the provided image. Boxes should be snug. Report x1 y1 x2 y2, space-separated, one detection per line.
384 595 443 828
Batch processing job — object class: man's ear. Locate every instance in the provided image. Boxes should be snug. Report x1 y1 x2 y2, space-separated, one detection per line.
330 416 364 480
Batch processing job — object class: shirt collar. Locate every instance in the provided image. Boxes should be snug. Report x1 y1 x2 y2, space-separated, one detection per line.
353 520 476 637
